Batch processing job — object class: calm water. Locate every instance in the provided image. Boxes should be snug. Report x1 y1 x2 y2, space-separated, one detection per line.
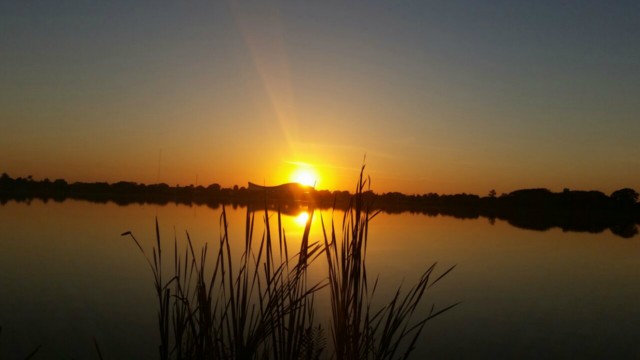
1 199 639 358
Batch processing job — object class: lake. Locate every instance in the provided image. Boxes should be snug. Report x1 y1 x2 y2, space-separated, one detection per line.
1 199 639 359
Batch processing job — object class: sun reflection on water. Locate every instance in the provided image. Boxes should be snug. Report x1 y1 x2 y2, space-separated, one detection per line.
294 211 310 226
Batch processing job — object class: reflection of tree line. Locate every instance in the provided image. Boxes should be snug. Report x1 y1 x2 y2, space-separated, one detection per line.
2 173 638 238
369 188 640 238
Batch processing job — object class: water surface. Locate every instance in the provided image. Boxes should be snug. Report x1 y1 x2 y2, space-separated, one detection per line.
1 199 638 358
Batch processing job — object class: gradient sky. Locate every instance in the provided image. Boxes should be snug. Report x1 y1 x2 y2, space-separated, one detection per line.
1 1 639 194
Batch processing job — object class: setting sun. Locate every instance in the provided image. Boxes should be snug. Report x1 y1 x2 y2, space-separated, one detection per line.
290 164 319 187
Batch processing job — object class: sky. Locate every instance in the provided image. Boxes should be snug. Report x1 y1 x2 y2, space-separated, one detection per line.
1 0 639 194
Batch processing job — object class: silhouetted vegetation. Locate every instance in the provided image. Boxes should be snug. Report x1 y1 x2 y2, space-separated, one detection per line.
2 173 638 238
122 166 455 359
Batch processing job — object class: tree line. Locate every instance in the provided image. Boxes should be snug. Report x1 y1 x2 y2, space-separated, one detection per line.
1 173 638 237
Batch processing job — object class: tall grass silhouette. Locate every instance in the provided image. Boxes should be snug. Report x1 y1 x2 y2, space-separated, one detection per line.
321 167 458 360
123 166 456 359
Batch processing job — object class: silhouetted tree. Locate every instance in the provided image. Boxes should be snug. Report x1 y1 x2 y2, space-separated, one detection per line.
610 188 639 207
207 183 221 192
0 173 10 186
53 179 67 187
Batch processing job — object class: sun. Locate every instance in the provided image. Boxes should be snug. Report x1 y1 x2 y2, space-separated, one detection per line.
290 165 319 187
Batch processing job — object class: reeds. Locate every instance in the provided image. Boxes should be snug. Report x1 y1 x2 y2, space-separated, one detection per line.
122 200 326 359
322 166 458 360
123 167 456 359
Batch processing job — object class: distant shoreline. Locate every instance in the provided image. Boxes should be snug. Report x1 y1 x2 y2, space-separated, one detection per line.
2 173 639 238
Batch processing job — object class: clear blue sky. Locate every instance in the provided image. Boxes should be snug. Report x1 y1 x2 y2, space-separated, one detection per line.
1 1 639 194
